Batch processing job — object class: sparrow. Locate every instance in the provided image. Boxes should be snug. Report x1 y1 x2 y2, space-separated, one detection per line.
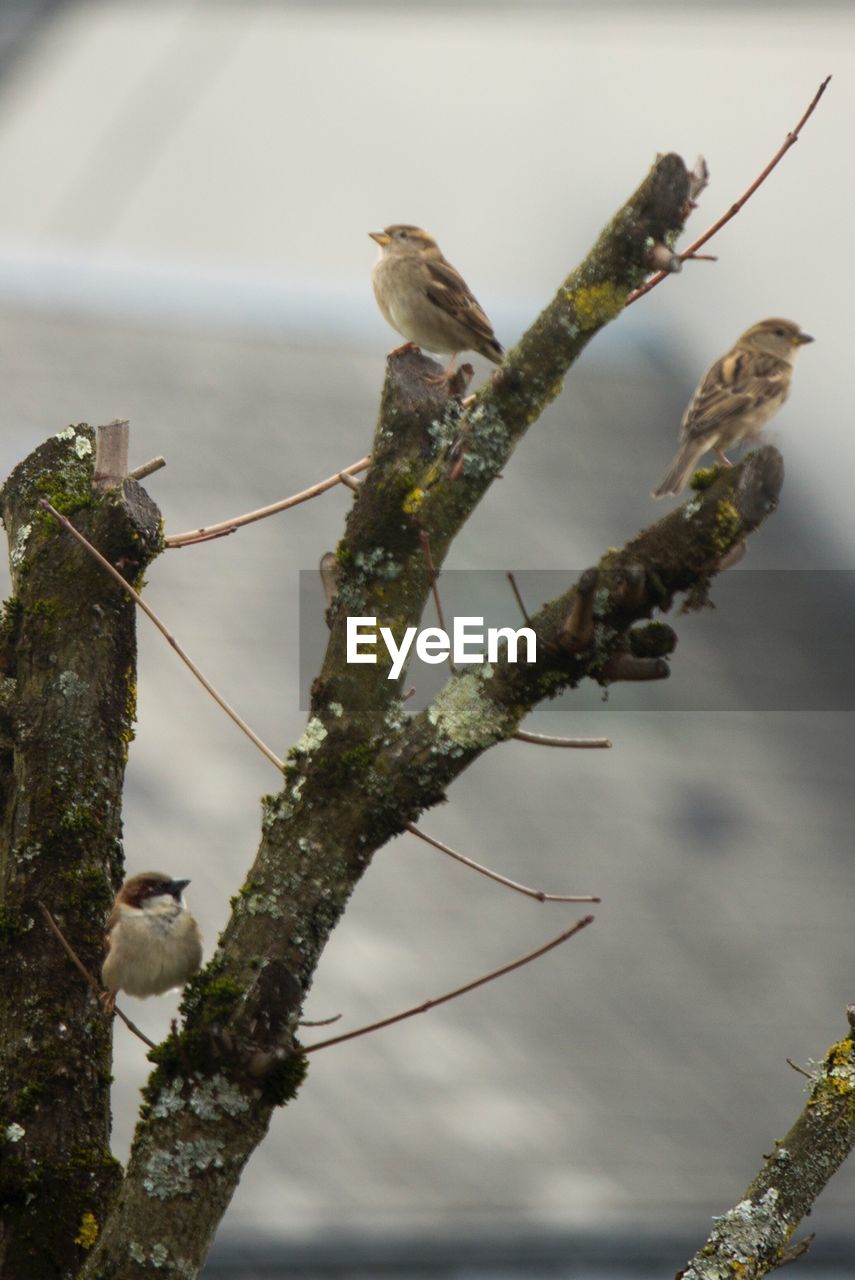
369 224 503 375
652 318 814 498
101 871 202 1009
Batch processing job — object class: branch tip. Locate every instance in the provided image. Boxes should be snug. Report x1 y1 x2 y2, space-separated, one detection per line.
303 915 595 1054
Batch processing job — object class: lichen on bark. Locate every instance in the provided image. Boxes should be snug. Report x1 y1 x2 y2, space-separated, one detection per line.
0 426 160 1280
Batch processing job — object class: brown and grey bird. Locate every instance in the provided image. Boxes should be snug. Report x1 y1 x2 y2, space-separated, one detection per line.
369 224 503 374
102 871 202 1008
652 318 814 498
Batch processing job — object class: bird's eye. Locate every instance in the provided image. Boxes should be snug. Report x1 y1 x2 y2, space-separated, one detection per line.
774 328 786 337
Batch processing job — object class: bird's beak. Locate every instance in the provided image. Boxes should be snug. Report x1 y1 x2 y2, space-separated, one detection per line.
369 231 391 247
168 879 190 895
795 331 815 345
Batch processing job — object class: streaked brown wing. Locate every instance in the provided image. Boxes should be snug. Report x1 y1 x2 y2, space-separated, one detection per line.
424 257 499 348
681 350 790 443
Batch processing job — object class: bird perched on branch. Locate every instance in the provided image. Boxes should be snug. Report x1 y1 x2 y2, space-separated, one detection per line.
369 224 503 377
652 317 813 498
101 871 202 1009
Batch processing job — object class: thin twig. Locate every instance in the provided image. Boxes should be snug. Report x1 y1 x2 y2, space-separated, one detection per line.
130 456 166 481
513 729 612 749
506 578 611 747
164 455 371 548
786 1057 813 1080
506 571 532 626
37 901 157 1050
626 75 831 307
303 915 595 1053
40 500 286 773
337 471 362 493
406 822 600 904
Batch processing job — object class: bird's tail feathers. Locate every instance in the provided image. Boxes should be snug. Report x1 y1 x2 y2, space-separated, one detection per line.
651 440 709 499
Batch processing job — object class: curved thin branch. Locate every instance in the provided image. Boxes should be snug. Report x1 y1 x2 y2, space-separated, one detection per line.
37 901 156 1051
405 823 600 904
626 75 831 306
40 500 286 772
303 916 595 1053
164 455 371 547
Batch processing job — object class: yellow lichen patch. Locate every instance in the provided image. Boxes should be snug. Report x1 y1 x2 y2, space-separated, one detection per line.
713 498 740 553
825 1037 855 1095
74 1211 99 1250
689 466 718 492
402 488 425 515
566 281 626 331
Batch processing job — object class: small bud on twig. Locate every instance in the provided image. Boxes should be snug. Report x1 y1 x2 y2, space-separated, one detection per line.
601 652 670 683
559 568 598 650
645 243 682 274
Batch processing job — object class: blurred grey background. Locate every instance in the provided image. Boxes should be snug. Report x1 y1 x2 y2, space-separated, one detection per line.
1 2 853 1275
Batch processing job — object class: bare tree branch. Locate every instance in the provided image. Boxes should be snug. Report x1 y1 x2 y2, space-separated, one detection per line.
164 455 371 547
37 902 157 1051
76 152 705 1279
1 134 812 1278
626 75 831 305
40 500 286 773
513 730 612 749
303 916 595 1054
679 1012 855 1280
0 427 161 1277
405 823 600 904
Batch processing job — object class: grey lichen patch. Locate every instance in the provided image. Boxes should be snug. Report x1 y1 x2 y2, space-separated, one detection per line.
291 718 328 756
682 496 703 520
5 1122 25 1142
142 1137 226 1200
428 674 518 750
73 435 93 459
261 792 295 831
150 1077 187 1121
428 400 464 452
189 1073 252 1120
57 669 87 699
460 404 511 479
242 891 285 919
328 702 344 718
683 1188 788 1278
10 523 31 568
352 547 402 581
128 1240 194 1275
383 700 409 736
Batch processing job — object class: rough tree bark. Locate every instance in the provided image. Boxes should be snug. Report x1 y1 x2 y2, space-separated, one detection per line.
0 153 847 1280
0 428 161 1278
